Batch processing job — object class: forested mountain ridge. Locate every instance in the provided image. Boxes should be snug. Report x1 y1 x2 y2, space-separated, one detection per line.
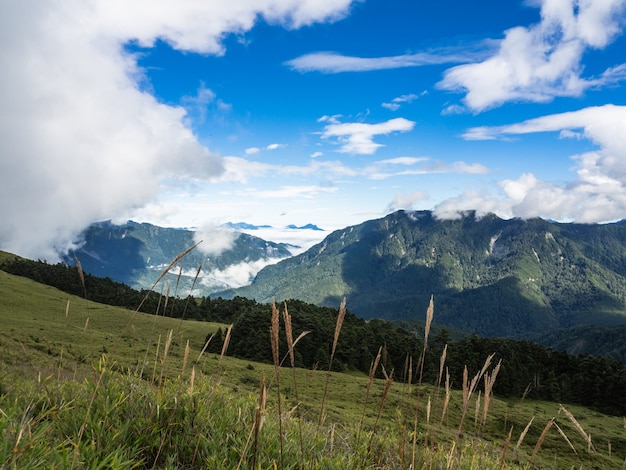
218 210 626 338
64 220 293 294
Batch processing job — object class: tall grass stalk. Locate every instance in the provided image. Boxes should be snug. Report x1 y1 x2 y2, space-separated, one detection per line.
238 373 267 470
213 324 233 387
158 329 173 388
181 339 190 378
162 284 171 318
440 367 451 425
515 416 535 455
529 417 555 465
317 298 346 428
180 263 203 320
499 426 514 470
151 333 161 384
73 255 87 300
270 301 284 469
195 333 214 365
133 241 202 314
411 295 434 469
169 266 183 316
559 404 596 453
217 324 232 370
283 303 305 468
455 353 495 444
367 371 394 458
481 359 501 431
310 298 346 468
554 421 577 456
357 346 382 448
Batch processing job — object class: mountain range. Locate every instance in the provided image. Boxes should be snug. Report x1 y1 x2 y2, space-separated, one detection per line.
65 211 626 352
66 220 295 295
217 210 626 339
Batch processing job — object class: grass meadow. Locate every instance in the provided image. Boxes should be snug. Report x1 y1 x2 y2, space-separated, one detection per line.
1 263 625 469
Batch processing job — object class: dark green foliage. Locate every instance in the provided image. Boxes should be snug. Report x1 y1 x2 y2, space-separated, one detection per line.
0 257 201 319
438 336 626 416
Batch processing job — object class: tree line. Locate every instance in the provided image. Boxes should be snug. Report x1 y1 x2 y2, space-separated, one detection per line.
2 257 625 415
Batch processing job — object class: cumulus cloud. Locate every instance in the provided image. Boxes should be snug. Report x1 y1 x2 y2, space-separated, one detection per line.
0 0 356 260
436 105 626 222
320 117 415 154
285 44 492 73
266 143 286 150
386 190 428 212
202 258 282 290
193 225 239 256
438 0 626 111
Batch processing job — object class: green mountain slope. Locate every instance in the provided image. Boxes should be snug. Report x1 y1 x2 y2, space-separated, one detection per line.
66 220 293 294
219 210 626 337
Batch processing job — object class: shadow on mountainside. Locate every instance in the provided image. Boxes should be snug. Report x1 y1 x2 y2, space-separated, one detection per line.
71 235 146 286
328 237 560 338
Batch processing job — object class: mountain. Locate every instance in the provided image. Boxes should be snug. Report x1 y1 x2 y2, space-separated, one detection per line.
223 222 272 230
66 220 293 295
217 210 626 338
286 223 324 231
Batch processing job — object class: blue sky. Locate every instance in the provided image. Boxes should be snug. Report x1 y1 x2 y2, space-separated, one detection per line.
1 0 626 259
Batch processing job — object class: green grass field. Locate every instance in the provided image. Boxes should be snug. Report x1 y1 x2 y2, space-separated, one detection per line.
1 266 625 468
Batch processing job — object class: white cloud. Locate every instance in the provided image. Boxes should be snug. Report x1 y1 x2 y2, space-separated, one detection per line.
181 84 231 125
311 151 323 158
377 157 427 166
364 157 488 180
441 104 467 115
219 153 488 184
285 44 492 73
245 147 261 155
434 190 513 220
382 93 420 111
202 258 283 290
193 225 239 256
320 117 415 154
382 102 402 112
438 105 626 222
218 156 358 183
266 143 286 150
0 0 357 260
438 0 626 111
386 190 428 212
224 185 338 200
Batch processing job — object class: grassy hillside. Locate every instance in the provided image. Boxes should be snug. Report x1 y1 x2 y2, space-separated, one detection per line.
1 268 625 468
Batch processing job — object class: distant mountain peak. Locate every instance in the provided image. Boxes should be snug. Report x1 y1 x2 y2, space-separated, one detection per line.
285 223 324 231
223 222 273 231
